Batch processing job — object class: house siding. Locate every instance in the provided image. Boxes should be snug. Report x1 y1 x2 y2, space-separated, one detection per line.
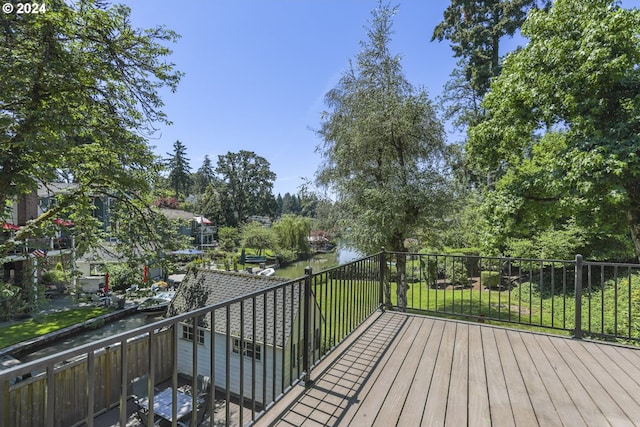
177 329 285 405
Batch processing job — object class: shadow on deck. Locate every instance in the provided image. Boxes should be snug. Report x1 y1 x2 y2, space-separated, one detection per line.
256 311 640 427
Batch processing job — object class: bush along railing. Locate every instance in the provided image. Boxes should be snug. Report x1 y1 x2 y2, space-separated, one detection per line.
383 250 640 344
0 253 382 427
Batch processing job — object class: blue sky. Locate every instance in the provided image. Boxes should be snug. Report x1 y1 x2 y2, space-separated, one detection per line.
120 0 638 197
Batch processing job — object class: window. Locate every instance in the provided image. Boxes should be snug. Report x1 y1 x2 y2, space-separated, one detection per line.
182 325 205 345
233 339 261 361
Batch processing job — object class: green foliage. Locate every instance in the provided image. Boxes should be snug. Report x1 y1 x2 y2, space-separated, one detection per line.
442 255 470 286
106 263 141 292
276 249 298 265
0 306 110 348
196 184 223 226
241 222 277 256
273 214 311 256
504 222 587 260
192 155 215 195
0 0 182 258
41 262 68 285
481 270 501 289
316 2 451 310
317 1 449 252
166 140 192 200
433 1 550 131
433 0 549 98
218 226 239 252
0 282 29 321
216 150 276 225
468 0 640 260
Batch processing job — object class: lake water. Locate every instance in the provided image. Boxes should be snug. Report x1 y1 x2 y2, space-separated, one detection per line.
275 243 362 279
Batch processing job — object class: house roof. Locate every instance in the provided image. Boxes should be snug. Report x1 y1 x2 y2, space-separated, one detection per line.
166 269 301 347
158 208 197 221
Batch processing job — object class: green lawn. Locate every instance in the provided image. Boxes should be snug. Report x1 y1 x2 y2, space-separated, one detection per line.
310 274 640 345
0 307 110 349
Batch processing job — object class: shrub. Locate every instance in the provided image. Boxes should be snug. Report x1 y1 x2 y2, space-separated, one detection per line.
442 256 469 286
107 264 140 292
0 282 29 321
481 270 501 289
276 249 297 265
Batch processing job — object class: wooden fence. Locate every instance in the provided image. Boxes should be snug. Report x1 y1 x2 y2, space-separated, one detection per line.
7 328 174 427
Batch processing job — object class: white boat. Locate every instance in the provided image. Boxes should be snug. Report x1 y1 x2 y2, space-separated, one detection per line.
257 267 276 276
137 291 175 315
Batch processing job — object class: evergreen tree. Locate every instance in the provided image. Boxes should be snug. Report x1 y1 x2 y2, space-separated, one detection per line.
166 140 192 200
193 154 215 195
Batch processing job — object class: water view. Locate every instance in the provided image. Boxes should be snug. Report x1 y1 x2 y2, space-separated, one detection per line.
275 243 361 279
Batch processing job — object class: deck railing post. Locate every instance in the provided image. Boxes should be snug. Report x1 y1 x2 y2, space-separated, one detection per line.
574 254 583 339
379 248 386 311
302 267 312 386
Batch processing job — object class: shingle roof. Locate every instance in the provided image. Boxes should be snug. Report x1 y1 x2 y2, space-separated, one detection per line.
166 269 302 347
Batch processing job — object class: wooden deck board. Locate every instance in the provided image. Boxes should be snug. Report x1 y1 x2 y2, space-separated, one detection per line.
373 317 433 427
396 318 445 427
493 328 538 427
444 323 468 427
422 321 457 425
481 326 516 427
257 312 640 427
518 332 588 427
466 324 491 427
554 338 633 426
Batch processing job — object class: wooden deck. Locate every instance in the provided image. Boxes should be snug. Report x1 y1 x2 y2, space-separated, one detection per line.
256 311 640 427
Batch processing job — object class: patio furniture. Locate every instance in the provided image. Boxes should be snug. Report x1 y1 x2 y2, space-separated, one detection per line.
138 387 194 424
129 375 163 426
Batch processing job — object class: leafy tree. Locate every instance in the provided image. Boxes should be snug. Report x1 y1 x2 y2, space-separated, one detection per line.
0 0 182 258
273 214 312 257
217 226 239 252
193 154 215 195
468 0 640 260
215 150 276 225
197 184 223 226
317 2 450 310
166 140 192 200
241 222 277 256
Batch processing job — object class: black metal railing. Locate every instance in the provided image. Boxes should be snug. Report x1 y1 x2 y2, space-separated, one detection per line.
384 251 640 344
2 250 639 426
0 253 382 427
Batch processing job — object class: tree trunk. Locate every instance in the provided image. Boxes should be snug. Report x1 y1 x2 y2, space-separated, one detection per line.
395 251 408 312
628 206 640 263
625 182 640 263
391 234 408 312
383 262 392 309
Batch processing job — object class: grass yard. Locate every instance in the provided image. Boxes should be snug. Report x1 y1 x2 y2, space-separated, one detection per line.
309 271 640 346
0 307 110 349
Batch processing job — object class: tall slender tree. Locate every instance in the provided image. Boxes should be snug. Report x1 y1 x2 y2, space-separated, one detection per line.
193 154 215 195
317 1 450 310
166 140 192 200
